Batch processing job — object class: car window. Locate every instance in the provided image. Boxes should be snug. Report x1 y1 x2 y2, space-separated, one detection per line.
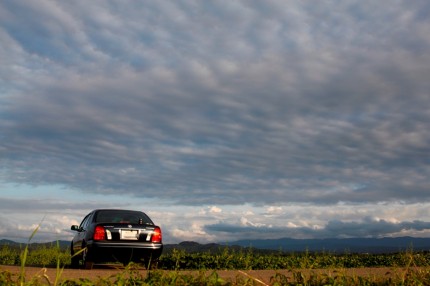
95 210 153 225
79 213 91 229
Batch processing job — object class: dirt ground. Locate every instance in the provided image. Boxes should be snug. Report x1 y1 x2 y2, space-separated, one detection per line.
0 264 415 285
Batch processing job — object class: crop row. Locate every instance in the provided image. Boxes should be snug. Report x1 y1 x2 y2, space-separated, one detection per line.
1 245 430 270
161 248 430 270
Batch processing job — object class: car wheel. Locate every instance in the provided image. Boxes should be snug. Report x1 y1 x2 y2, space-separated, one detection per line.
70 244 80 269
147 260 158 270
82 246 94 270
122 260 131 267
143 257 158 270
122 256 134 267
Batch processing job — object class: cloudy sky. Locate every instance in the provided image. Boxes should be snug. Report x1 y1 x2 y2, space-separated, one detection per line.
1 1 430 244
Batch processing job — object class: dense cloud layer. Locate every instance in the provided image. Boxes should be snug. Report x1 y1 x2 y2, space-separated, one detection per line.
206 218 430 240
1 1 430 242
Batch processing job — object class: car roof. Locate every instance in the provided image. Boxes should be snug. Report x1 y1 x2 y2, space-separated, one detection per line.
92 209 144 212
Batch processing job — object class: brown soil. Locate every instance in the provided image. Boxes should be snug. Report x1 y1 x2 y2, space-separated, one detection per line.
0 264 419 285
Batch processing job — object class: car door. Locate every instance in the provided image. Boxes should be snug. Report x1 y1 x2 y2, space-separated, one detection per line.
73 212 92 252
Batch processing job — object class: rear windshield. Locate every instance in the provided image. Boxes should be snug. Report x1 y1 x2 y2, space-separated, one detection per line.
94 210 154 225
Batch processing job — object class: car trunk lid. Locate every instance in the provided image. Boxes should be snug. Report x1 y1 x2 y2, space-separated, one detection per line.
97 223 157 242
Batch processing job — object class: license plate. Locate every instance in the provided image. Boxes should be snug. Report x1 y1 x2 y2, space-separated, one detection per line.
120 230 139 240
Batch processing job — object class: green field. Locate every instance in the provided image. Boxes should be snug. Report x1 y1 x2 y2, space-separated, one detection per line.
1 243 430 285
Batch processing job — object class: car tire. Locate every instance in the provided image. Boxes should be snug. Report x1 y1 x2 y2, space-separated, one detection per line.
70 245 80 269
122 260 131 267
147 260 158 270
82 245 94 270
83 260 94 270
144 257 158 270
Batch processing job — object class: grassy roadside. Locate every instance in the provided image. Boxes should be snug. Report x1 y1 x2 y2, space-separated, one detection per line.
1 223 430 285
1 243 430 285
2 264 430 285
2 243 430 269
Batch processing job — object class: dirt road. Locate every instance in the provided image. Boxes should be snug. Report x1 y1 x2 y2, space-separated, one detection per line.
0 264 410 285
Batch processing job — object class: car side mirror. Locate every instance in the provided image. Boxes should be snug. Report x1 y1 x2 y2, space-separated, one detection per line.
71 225 80 231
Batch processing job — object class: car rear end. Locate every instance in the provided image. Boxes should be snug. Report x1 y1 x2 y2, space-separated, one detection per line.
86 210 163 265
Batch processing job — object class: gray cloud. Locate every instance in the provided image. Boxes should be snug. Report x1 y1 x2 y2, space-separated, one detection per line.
0 197 123 213
0 196 131 242
205 218 430 240
1 1 430 208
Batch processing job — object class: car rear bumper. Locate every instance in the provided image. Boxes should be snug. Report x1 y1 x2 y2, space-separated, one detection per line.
86 241 163 263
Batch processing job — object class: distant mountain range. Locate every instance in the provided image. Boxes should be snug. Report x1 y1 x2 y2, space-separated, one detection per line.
220 237 430 254
156 237 430 254
0 239 70 250
161 237 430 254
2 237 430 254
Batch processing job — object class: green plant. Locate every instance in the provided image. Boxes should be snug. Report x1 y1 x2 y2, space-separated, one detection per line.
19 221 41 286
0 245 19 265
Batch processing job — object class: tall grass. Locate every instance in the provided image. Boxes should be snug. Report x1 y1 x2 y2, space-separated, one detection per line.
19 222 40 286
0 220 70 286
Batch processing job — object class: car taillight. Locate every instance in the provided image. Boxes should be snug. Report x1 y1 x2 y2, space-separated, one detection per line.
151 227 162 243
93 226 106 240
